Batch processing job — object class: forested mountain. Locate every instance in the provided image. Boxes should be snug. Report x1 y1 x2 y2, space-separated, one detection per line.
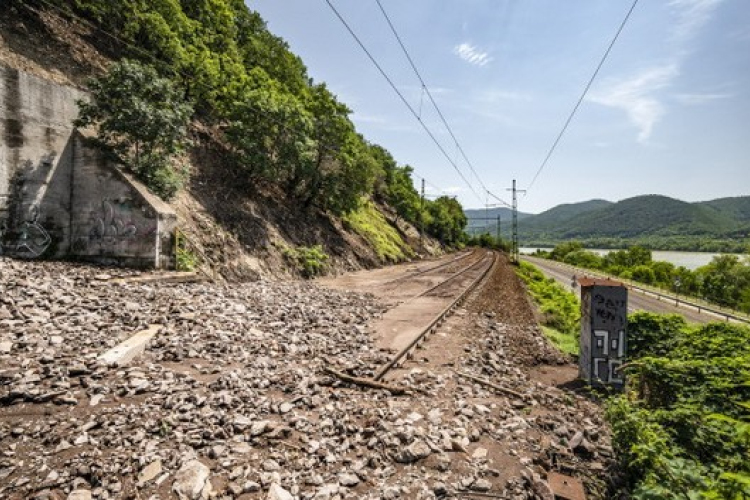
511 195 750 251
698 197 750 224
517 199 612 234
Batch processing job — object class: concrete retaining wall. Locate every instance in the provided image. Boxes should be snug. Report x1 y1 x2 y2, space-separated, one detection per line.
0 64 175 268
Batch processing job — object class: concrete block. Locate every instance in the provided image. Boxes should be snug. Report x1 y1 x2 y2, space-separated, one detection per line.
98 324 161 366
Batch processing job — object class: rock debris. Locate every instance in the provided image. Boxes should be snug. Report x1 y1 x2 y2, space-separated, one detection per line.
0 257 613 499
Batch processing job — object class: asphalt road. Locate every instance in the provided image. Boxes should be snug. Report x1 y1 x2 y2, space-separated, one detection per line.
521 256 733 325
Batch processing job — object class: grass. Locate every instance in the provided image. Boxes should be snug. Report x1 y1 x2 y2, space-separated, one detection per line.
343 200 414 262
541 326 578 356
516 261 581 356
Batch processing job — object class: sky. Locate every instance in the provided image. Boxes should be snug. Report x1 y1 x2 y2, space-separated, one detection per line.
248 0 750 214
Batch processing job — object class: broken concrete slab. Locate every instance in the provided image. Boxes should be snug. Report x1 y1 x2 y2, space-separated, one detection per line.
97 324 161 366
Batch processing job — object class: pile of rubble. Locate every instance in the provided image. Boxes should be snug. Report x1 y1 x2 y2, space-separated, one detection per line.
1 257 614 499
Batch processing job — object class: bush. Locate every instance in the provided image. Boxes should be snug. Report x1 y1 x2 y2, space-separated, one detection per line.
75 60 193 200
282 245 329 278
607 317 750 498
174 230 199 271
627 312 687 359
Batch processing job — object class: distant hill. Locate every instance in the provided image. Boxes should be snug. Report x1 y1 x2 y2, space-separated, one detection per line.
697 197 750 223
517 194 750 242
464 207 532 233
518 199 612 235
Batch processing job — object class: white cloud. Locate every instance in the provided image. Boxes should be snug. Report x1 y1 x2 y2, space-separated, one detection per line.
588 1 723 142
669 0 723 41
589 65 679 143
453 43 493 67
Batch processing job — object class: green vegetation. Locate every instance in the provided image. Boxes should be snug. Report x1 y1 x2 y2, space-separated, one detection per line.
608 312 750 498
47 0 469 252
282 245 329 278
174 229 198 271
517 195 750 252
516 261 579 355
74 59 193 199
466 233 510 252
542 242 750 313
343 201 413 262
426 196 468 248
524 236 750 254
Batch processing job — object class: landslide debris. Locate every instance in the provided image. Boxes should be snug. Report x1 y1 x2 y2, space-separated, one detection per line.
1 255 614 499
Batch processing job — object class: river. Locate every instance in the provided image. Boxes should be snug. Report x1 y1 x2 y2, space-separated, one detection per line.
519 247 747 271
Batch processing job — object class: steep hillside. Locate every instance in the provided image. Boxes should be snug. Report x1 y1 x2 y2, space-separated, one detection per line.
0 0 446 279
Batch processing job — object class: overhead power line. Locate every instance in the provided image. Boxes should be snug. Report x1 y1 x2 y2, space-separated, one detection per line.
526 0 639 192
324 0 484 204
486 190 512 208
374 0 490 195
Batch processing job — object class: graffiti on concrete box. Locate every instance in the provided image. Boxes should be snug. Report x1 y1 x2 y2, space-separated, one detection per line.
579 284 628 388
88 199 139 247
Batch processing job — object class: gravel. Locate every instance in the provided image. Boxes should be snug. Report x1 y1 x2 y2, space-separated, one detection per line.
0 256 614 499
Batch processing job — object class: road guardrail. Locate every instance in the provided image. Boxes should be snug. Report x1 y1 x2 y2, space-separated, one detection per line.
521 256 750 325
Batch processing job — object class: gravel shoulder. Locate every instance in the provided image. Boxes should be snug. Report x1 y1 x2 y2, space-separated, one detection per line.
1 254 614 500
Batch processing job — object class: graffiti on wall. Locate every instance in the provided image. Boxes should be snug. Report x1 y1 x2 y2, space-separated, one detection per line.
83 198 157 252
88 198 139 248
590 291 627 385
0 207 52 258
592 329 625 384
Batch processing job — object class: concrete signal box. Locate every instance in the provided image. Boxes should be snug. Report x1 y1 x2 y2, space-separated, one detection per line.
579 278 628 388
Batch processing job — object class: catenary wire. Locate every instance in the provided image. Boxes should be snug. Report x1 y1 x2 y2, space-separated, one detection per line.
324 0 485 204
374 0 490 196
525 0 639 192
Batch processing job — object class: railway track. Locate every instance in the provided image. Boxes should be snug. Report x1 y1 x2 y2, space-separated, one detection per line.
373 250 498 380
373 248 477 289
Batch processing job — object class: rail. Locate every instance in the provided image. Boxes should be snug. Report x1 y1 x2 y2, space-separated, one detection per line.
522 255 750 325
373 251 498 380
375 248 476 288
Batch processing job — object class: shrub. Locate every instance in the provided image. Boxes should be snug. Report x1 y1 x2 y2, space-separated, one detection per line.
516 261 580 355
607 317 750 498
75 60 193 200
283 245 329 278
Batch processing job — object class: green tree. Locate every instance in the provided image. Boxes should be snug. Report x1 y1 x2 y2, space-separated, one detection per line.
631 264 656 285
563 249 603 269
550 241 584 261
696 255 750 311
426 196 467 246
225 67 314 181
75 59 194 199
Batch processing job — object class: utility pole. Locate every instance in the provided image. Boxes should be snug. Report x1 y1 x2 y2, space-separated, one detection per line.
496 215 501 242
484 195 490 235
419 178 425 253
507 179 526 263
